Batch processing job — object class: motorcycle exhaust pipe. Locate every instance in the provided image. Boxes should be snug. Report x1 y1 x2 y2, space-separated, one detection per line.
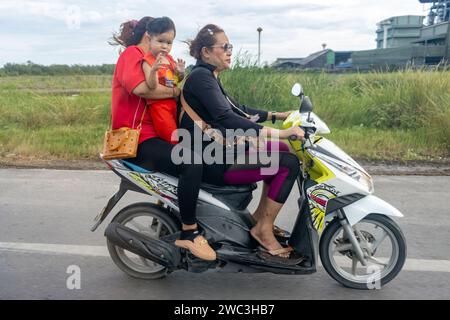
105 222 181 268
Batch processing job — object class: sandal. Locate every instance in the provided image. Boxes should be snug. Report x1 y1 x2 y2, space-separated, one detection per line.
257 246 304 266
273 225 291 239
175 233 217 261
250 229 304 266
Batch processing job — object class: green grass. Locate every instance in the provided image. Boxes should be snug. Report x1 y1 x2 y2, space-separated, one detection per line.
0 75 112 90
0 89 110 159
0 124 105 159
222 67 450 160
0 69 449 162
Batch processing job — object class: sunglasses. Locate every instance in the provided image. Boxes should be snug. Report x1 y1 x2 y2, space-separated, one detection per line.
210 43 233 53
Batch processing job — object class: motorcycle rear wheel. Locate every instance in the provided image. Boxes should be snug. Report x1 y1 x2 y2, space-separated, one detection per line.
107 203 179 280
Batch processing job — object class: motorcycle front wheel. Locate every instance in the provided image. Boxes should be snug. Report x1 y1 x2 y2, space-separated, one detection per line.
320 213 406 290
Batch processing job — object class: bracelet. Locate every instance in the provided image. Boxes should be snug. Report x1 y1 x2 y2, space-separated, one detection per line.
271 112 277 124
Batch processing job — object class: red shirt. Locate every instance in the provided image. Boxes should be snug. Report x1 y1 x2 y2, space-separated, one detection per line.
111 45 157 144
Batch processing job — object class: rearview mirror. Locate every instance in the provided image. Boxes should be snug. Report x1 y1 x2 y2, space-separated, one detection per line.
291 83 303 97
300 96 314 113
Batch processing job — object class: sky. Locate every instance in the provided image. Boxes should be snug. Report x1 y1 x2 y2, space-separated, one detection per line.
0 0 429 67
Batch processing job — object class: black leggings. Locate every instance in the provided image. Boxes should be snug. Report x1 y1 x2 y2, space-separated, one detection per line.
128 137 223 225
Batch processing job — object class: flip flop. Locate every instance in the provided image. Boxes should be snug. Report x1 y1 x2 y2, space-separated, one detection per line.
250 230 304 266
273 225 291 240
257 246 304 266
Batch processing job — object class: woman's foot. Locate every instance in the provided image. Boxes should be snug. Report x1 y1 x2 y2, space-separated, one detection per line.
250 226 290 258
174 228 217 261
251 214 291 240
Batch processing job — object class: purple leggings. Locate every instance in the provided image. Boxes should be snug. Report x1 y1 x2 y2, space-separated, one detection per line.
223 141 300 204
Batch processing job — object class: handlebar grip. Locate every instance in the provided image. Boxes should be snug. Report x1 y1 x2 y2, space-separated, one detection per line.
289 126 315 141
301 126 316 139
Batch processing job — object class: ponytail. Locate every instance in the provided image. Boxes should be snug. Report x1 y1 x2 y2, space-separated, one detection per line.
110 16 153 48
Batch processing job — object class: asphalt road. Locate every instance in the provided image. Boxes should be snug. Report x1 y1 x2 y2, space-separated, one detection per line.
0 169 449 300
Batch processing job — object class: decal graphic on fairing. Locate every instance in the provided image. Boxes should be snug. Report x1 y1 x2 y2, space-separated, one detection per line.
128 172 178 204
307 184 340 233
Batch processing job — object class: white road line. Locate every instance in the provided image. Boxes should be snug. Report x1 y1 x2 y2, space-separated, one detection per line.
0 242 449 273
331 256 450 273
0 242 109 257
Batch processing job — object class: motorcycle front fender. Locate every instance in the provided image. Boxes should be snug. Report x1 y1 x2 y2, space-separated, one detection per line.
342 195 404 226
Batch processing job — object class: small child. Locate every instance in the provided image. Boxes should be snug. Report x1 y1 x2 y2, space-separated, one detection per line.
142 17 185 144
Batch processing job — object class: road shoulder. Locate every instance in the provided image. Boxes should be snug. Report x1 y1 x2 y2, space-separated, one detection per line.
1 157 449 176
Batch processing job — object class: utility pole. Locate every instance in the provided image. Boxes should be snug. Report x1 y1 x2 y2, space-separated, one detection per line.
257 27 263 66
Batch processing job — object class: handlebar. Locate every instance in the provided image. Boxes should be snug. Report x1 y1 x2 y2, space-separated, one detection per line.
289 126 316 141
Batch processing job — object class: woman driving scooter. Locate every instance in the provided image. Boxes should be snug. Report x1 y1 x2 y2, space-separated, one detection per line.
179 24 305 263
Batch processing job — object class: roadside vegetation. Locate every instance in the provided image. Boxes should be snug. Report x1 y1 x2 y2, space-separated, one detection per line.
0 66 448 164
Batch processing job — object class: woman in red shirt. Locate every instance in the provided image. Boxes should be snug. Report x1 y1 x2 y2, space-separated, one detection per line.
110 17 216 261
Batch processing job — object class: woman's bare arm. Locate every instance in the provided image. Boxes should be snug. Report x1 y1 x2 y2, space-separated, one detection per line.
132 81 177 99
132 62 179 99
143 61 159 90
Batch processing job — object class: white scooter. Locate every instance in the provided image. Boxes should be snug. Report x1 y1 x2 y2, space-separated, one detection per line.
92 83 407 290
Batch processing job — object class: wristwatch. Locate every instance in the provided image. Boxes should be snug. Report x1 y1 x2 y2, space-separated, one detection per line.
271 112 277 124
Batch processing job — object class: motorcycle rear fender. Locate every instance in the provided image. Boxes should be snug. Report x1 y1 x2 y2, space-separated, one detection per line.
336 195 404 226
91 179 146 232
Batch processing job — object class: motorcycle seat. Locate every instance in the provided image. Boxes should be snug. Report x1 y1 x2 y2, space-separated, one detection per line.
121 160 255 193
200 182 257 196
121 160 152 174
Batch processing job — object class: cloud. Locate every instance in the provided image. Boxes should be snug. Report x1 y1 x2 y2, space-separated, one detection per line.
0 0 427 66
209 2 328 17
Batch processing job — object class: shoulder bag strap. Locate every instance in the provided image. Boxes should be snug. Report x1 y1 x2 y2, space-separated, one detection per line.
180 92 210 131
225 96 252 119
180 92 230 147
216 77 252 119
132 97 147 130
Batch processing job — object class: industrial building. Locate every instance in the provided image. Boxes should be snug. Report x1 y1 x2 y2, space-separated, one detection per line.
273 0 450 71
272 50 352 70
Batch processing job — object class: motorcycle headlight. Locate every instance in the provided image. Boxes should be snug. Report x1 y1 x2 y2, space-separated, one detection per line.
312 152 374 193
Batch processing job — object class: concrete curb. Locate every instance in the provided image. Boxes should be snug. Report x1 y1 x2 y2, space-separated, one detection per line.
1 159 449 176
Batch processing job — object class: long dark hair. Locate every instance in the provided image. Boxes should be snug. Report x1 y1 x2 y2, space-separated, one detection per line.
187 24 224 60
110 16 153 47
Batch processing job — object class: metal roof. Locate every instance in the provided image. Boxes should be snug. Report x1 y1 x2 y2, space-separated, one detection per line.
273 50 331 67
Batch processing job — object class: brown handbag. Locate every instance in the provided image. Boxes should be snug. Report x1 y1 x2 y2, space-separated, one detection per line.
102 99 147 160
